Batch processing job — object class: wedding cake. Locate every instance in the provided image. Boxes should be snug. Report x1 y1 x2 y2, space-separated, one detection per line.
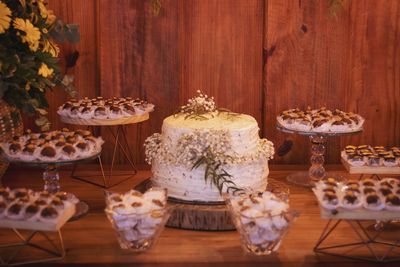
144 91 274 202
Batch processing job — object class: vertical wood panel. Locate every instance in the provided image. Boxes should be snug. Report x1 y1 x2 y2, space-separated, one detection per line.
180 0 264 123
264 0 400 164
20 0 399 165
24 0 97 133
97 0 180 164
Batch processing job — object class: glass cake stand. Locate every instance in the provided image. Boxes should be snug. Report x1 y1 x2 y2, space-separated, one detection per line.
4 153 101 221
276 123 362 187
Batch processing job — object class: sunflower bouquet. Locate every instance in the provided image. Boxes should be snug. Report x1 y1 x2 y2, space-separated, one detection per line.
0 0 79 130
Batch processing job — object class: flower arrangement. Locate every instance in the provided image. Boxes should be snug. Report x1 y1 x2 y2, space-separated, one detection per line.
175 90 239 120
0 0 79 130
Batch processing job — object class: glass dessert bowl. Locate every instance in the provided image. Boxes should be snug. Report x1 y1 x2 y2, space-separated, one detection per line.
104 187 170 252
224 191 299 255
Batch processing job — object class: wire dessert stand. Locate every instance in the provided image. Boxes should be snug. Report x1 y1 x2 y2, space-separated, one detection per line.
276 123 362 187
4 153 101 221
0 154 99 265
60 114 149 188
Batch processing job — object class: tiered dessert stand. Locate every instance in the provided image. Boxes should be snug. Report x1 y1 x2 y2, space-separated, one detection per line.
0 155 98 265
60 114 149 188
276 123 362 187
3 153 100 220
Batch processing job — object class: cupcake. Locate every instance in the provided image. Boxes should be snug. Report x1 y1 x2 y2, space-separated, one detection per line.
342 191 362 209
385 194 400 211
367 155 381 166
123 104 136 116
379 186 393 197
79 106 93 119
24 204 41 221
321 191 339 210
40 145 58 161
94 106 108 119
6 202 25 220
347 154 365 167
312 119 331 133
109 105 123 119
39 206 60 223
363 193 384 211
383 155 398 167
330 119 350 132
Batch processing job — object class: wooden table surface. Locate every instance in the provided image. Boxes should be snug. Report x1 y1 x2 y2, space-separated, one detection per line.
1 164 399 266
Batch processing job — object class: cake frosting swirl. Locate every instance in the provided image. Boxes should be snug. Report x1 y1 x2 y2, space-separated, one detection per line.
145 91 274 202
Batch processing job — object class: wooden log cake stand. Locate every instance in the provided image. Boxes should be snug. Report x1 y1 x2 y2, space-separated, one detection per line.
135 178 287 231
135 178 235 231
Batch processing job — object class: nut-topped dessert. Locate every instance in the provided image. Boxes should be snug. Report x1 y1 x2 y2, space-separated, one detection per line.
0 128 104 162
58 97 154 120
313 177 400 214
277 107 364 133
0 187 78 230
342 145 400 167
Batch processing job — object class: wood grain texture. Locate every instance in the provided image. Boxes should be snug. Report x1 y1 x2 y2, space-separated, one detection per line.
264 0 400 164
1 166 400 265
21 0 399 165
180 0 264 123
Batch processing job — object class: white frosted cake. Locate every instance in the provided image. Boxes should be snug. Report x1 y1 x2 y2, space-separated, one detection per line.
145 91 274 202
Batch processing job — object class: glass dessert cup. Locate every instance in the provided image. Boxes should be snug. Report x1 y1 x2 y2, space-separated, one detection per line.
105 206 170 252
224 192 299 256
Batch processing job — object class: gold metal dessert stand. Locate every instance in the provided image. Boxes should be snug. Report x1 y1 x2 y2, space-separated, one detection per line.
0 229 65 266
61 114 149 188
314 219 400 262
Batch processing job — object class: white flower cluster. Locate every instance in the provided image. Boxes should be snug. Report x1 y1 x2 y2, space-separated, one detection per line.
179 90 216 116
258 139 275 160
176 130 233 166
144 133 162 165
144 130 274 168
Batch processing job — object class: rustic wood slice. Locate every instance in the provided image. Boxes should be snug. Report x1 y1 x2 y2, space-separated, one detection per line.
135 178 288 231
59 113 149 126
134 178 235 231
341 158 400 175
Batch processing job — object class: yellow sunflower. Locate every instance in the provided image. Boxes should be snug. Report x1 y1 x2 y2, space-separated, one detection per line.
38 63 53 78
13 18 41 51
0 1 11 34
42 39 59 57
37 0 56 25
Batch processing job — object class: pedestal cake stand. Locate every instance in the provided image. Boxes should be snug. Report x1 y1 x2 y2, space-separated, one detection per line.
60 114 149 188
276 123 362 187
4 153 100 221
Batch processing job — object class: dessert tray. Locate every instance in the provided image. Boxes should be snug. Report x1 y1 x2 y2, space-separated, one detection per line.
0 187 77 231
58 97 153 126
0 129 104 163
341 145 400 174
313 177 400 263
313 178 400 220
276 107 364 134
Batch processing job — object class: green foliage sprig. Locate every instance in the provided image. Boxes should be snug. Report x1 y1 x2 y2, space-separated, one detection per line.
191 149 243 195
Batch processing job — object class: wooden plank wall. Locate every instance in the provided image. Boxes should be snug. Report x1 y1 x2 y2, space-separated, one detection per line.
264 0 400 164
24 0 399 165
